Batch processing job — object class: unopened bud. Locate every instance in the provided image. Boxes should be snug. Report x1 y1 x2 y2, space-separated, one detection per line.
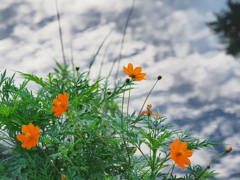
126 78 130 84
102 120 107 126
132 147 137 153
107 91 112 95
157 75 162 80
61 175 66 180
225 146 233 153
76 67 80 71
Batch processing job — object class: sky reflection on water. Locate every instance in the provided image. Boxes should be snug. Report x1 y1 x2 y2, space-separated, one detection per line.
0 0 239 179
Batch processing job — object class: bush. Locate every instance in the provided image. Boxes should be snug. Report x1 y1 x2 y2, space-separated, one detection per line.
0 62 232 180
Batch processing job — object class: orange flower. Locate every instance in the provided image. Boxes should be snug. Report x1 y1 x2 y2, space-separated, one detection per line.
123 63 146 81
16 123 40 149
170 138 193 169
52 92 68 116
141 104 162 116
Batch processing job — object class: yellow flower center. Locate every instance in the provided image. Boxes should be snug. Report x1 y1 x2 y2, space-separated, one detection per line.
25 133 32 138
57 101 63 106
177 151 184 156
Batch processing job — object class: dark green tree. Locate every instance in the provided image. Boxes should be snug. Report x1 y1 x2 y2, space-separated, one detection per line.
207 0 240 57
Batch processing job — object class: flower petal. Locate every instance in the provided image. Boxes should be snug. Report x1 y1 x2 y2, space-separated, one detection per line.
21 125 29 135
128 63 134 74
175 158 186 169
123 66 131 76
16 134 29 142
183 149 193 157
135 73 147 77
141 111 147 115
171 139 180 152
151 113 162 116
133 77 147 81
133 67 142 74
179 141 187 150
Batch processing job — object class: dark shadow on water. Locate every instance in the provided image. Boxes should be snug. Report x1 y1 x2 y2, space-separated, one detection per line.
207 0 240 57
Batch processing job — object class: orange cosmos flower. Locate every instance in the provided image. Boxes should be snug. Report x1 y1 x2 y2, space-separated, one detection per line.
123 63 146 81
170 138 193 169
16 123 40 149
52 92 68 116
141 104 162 116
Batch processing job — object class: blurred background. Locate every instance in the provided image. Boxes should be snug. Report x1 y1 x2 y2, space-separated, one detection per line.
0 0 239 179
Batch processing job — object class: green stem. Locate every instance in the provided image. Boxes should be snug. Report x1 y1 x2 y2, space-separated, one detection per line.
65 155 81 175
164 163 175 180
158 154 170 168
42 149 61 175
0 137 14 147
55 0 66 66
121 85 126 128
97 133 125 162
125 84 132 166
137 79 160 120
151 148 157 177
195 151 226 180
127 84 131 117
112 0 136 80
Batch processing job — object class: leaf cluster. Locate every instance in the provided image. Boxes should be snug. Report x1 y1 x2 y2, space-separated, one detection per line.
0 65 221 180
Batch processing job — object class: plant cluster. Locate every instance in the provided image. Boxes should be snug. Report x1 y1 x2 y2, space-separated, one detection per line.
0 62 232 180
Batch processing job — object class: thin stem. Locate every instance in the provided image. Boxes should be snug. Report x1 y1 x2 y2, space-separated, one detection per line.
0 138 14 147
42 149 61 175
55 0 66 66
122 136 131 169
158 156 170 169
138 79 159 117
97 133 125 162
0 130 14 147
119 83 132 169
137 145 148 161
127 84 131 117
164 163 175 180
65 155 81 175
195 151 226 180
97 39 112 81
109 0 135 79
121 84 126 126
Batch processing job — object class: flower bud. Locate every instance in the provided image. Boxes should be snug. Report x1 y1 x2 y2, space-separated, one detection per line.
225 146 233 153
76 66 80 71
126 78 131 84
157 75 162 80
61 174 66 180
132 147 137 153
